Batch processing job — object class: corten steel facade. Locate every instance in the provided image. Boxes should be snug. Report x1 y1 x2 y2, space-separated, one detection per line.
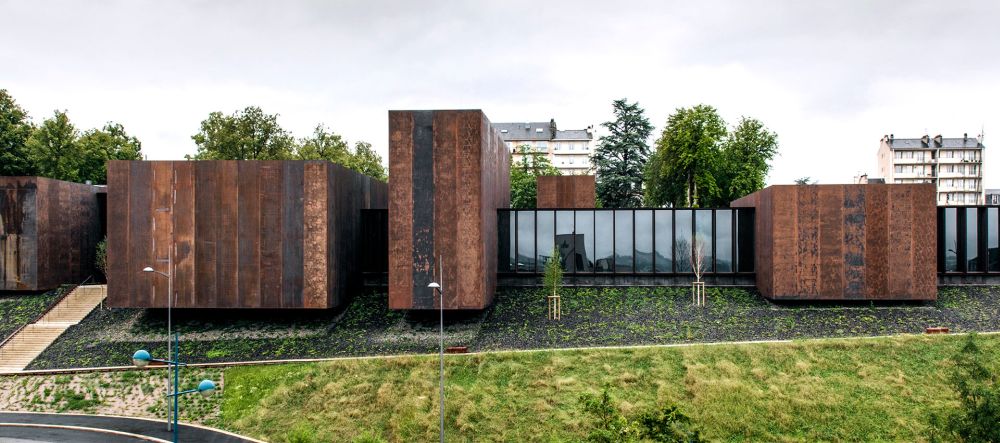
388 110 511 310
0 177 102 291
106 160 387 309
536 175 596 208
731 184 937 301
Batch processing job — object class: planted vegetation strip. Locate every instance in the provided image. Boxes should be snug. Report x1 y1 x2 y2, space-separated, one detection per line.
218 333 998 442
22 286 1000 371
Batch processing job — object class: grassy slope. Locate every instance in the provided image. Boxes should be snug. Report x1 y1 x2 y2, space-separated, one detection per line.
220 333 997 443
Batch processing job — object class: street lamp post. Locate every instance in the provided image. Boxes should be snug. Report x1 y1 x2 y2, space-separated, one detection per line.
428 277 444 443
133 333 216 443
142 252 172 431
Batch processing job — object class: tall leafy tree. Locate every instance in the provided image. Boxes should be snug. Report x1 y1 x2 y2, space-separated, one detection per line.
645 105 727 207
27 110 82 182
348 141 387 182
719 117 778 201
295 124 351 165
591 99 654 208
190 106 295 160
0 89 36 176
510 144 561 208
77 122 143 183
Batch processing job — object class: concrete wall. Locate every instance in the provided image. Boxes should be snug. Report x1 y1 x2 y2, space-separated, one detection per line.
731 184 937 300
388 110 511 310
0 177 102 291
106 161 386 309
536 175 595 208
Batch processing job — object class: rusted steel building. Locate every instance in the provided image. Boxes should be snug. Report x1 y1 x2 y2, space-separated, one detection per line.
0 177 103 291
105 160 386 309
388 110 511 310
536 175 595 208
731 184 938 300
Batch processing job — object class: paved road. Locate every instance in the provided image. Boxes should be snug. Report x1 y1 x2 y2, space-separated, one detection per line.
0 412 258 442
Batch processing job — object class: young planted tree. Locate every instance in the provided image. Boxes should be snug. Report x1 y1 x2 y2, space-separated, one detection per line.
676 235 708 306
543 246 563 320
591 99 654 208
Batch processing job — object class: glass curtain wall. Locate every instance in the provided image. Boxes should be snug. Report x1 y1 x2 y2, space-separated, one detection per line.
938 206 1000 274
500 208 749 275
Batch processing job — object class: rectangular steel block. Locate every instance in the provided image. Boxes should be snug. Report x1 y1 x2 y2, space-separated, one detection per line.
536 175 596 208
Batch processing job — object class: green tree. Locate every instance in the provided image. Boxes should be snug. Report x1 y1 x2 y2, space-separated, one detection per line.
77 122 143 183
190 106 295 160
591 99 654 208
718 117 778 202
348 141 387 182
510 144 561 209
95 237 108 280
295 124 351 165
645 105 727 208
0 89 36 176
27 110 82 182
794 177 814 185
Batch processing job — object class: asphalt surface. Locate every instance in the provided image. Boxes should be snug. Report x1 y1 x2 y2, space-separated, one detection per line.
0 412 256 442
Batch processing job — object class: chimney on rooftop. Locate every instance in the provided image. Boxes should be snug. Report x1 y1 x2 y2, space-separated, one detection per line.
921 134 930 146
933 134 943 146
964 133 968 142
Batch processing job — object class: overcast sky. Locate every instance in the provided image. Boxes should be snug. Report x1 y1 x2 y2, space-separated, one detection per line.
2 0 998 188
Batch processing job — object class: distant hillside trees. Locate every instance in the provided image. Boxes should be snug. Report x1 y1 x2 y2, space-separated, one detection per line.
0 89 143 183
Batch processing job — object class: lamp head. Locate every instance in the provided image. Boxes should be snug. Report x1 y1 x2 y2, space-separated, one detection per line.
132 349 151 368
142 267 154 273
197 379 216 397
427 282 441 289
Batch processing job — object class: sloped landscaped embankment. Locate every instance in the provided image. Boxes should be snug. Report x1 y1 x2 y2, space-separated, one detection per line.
24 285 1000 370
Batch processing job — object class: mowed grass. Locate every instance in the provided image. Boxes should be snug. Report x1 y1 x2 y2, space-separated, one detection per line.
220 333 998 442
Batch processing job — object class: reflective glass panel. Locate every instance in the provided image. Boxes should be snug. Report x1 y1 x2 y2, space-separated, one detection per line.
944 208 958 272
989 208 999 272
635 210 653 272
615 210 633 272
498 211 513 272
715 210 733 272
675 210 692 272
575 211 595 272
654 210 673 272
695 210 714 273
967 208 979 272
516 211 535 272
536 211 554 272
595 211 614 272
556 211 575 273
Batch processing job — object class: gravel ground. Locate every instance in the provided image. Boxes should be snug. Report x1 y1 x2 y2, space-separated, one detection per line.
26 285 1000 370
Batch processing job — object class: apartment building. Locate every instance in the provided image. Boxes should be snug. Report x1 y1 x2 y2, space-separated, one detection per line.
493 119 594 175
988 189 1000 206
877 133 986 205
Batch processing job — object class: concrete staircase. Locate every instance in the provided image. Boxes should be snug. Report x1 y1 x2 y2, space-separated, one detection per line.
0 285 106 373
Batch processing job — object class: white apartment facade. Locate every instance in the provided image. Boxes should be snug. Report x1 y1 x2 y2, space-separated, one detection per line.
877 133 986 205
493 120 595 175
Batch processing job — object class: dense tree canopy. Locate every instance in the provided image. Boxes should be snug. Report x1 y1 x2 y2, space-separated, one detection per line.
510 144 561 208
190 106 296 160
0 89 35 176
645 105 778 207
591 99 654 208
348 141 387 181
77 123 143 183
295 124 351 165
27 111 84 182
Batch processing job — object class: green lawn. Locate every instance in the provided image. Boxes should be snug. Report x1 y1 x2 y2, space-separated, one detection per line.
219 333 997 442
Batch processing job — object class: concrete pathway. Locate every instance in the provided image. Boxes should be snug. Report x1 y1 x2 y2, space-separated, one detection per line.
0 285 106 373
0 412 260 442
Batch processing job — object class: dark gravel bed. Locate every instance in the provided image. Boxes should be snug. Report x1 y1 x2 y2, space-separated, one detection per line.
27 285 1000 370
0 288 65 341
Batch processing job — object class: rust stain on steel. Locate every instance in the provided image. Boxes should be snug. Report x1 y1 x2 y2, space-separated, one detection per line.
731 184 937 301
0 177 101 292
536 175 596 208
388 110 511 310
106 160 386 309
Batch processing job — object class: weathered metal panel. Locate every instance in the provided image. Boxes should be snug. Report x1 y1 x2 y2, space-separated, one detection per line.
172 162 196 308
106 166 129 303
236 161 260 307
731 183 936 301
107 160 386 308
536 175 596 208
388 110 511 310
